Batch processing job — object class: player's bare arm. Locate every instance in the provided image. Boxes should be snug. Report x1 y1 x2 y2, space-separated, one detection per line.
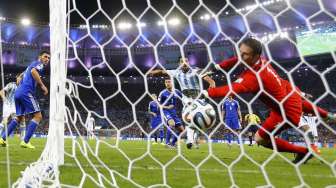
202 75 216 88
16 72 24 85
221 108 225 121
148 69 168 76
31 68 48 95
238 107 242 123
0 89 4 101
148 110 157 116
161 104 174 110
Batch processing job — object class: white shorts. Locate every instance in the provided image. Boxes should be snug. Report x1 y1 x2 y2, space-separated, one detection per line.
2 105 16 119
87 124 94 132
298 116 318 137
186 126 198 144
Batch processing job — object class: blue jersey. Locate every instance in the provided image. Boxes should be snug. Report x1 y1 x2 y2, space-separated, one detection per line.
149 101 160 116
222 99 239 119
148 101 162 129
149 101 161 122
16 61 45 94
158 89 182 114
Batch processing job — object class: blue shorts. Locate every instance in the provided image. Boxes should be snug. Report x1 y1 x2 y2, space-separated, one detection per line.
15 92 41 116
163 110 182 127
225 118 240 130
151 117 163 130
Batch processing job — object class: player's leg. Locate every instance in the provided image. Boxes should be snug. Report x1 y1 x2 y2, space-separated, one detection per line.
232 118 241 145
166 119 177 147
300 124 321 155
248 128 253 146
158 123 164 144
170 116 184 147
152 129 158 144
186 126 197 149
21 111 42 148
193 130 199 149
21 94 42 148
0 122 4 136
0 115 24 145
298 116 321 155
150 119 157 144
311 124 319 145
0 116 7 136
163 113 173 145
0 105 13 135
165 128 172 145
251 124 258 146
0 117 8 137
255 111 308 155
1 95 25 143
302 99 335 123
225 119 233 145
18 115 26 140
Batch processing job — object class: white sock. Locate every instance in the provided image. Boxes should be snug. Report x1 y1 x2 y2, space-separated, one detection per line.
0 123 4 135
186 126 195 144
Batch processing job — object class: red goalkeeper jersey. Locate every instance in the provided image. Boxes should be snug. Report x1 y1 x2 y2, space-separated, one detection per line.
208 57 302 123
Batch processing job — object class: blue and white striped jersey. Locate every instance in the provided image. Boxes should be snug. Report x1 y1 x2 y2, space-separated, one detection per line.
166 68 201 91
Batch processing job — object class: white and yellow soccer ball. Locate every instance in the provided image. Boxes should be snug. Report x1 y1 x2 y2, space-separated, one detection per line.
182 99 216 130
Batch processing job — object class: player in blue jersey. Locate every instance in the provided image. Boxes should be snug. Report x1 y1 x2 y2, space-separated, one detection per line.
0 51 50 149
148 94 164 145
159 79 184 148
221 95 242 147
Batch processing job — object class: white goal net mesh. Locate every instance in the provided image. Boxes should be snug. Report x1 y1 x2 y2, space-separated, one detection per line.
11 0 336 187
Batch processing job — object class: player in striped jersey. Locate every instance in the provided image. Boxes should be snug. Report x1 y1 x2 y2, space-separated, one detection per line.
299 113 320 154
0 74 23 136
150 57 216 149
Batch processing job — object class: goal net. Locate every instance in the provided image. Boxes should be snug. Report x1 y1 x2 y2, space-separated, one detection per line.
10 0 336 187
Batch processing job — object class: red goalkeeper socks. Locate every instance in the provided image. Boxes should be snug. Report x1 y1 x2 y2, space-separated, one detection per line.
275 138 308 154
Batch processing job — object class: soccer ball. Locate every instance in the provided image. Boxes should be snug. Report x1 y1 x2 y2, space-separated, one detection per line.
182 99 216 130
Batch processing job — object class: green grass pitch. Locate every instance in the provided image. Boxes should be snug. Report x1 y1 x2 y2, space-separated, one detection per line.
0 137 335 187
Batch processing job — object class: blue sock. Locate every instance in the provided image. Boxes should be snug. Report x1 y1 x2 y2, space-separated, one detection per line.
24 120 38 143
2 119 18 140
226 133 231 144
159 130 164 142
236 135 240 144
166 129 172 145
171 131 180 146
154 132 158 142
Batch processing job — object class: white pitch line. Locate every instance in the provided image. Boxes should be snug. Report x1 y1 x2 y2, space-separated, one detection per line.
1 161 335 179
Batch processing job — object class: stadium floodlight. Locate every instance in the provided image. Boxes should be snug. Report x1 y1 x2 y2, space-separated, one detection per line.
168 18 180 26
98 24 108 29
79 24 87 29
157 20 165 26
21 18 31 26
118 22 132 30
137 22 146 28
200 14 211 20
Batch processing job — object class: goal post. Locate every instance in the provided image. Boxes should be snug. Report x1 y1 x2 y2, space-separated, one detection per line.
13 0 67 187
46 0 67 166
